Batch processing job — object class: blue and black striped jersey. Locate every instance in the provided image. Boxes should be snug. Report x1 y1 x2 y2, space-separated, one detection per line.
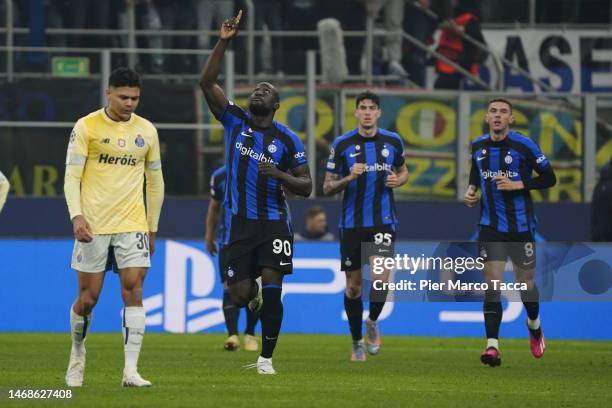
218 102 307 221
327 128 405 229
472 131 551 234
210 165 230 245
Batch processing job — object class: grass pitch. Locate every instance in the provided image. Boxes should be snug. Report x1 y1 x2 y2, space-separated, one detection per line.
0 333 611 407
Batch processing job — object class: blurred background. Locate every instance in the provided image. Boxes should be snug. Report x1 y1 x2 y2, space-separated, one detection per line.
0 0 611 241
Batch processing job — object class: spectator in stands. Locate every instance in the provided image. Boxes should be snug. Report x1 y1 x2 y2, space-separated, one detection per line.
116 1 160 72
318 0 365 75
11 0 55 70
361 0 406 78
592 159 612 242
117 0 195 73
194 0 234 65
45 0 69 48
68 0 112 47
0 1 23 47
402 0 438 87
284 0 318 72
152 0 196 72
434 0 486 90
295 206 335 241
253 0 286 77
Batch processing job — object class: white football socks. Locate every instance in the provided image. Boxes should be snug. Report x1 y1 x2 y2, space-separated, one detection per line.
70 306 90 354
527 316 541 330
122 306 146 374
486 338 499 351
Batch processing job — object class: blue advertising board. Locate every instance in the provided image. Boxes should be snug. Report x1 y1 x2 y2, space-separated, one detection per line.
1 240 611 340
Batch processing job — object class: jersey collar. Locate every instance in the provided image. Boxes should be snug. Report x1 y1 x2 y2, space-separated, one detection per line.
101 107 135 125
488 131 510 147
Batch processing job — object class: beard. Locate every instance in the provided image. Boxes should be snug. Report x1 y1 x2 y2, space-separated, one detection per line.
249 100 272 116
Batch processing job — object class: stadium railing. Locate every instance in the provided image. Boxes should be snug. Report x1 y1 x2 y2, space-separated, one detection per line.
0 49 609 202
0 0 583 89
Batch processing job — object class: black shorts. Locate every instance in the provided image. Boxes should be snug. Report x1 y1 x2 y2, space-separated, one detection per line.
339 225 396 272
224 216 293 284
478 226 536 267
217 244 229 283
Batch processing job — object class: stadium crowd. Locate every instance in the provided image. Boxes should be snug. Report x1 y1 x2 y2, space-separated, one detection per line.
2 0 611 86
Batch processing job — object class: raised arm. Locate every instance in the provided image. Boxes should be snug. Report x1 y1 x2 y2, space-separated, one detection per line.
198 10 242 119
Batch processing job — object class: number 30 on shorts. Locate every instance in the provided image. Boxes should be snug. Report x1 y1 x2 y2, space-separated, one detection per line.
135 232 149 250
272 239 292 256
374 233 392 246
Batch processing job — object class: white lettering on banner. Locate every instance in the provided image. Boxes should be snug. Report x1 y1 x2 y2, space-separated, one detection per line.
282 259 345 296
592 49 612 88
161 240 222 333
342 302 395 322
439 302 522 323
143 243 362 332
143 294 163 326
439 261 522 323
143 240 360 333
143 241 524 329
143 242 533 331
482 29 612 93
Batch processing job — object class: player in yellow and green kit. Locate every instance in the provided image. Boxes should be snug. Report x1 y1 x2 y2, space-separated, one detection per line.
63 67 165 387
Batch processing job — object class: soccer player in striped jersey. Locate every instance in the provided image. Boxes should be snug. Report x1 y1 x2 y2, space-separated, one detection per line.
464 98 556 367
323 91 408 361
63 67 165 387
205 165 259 352
199 11 312 375
0 170 9 213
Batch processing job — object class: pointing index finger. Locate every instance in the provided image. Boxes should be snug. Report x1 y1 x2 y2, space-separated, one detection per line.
235 9 243 24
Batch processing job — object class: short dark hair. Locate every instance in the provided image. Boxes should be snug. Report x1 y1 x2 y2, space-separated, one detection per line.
355 91 380 108
108 67 141 88
304 206 325 220
488 98 512 112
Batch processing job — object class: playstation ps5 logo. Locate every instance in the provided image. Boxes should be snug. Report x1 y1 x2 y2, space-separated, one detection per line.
141 242 394 335
143 241 224 333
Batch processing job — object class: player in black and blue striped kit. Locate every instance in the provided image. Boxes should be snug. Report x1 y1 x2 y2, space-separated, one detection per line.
323 91 408 361
199 11 312 375
464 98 556 367
205 166 259 352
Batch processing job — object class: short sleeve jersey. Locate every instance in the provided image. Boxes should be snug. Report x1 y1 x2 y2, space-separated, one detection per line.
327 128 405 229
219 102 307 221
